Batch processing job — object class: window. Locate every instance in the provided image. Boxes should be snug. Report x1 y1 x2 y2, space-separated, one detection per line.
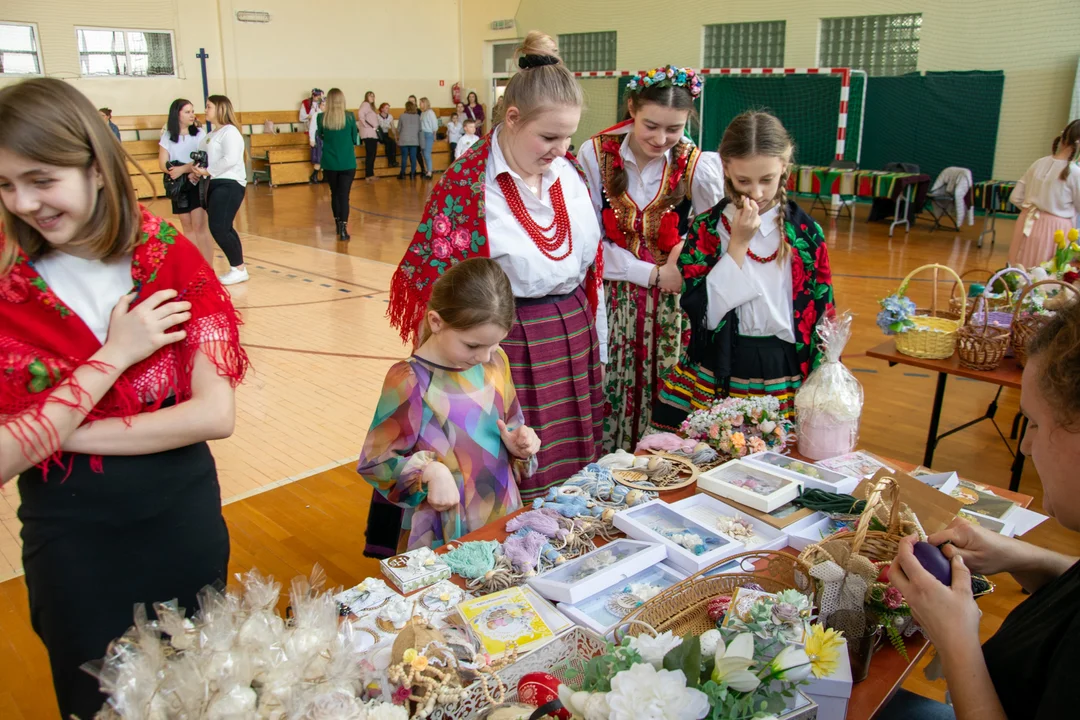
820 14 921 77
557 31 617 72
703 21 785 68
0 22 43 75
491 41 518 75
77 27 176 77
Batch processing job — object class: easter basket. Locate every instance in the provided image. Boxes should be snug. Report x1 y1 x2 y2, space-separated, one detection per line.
1011 279 1080 367
949 268 993 318
886 264 966 359
968 266 1031 330
956 295 1011 371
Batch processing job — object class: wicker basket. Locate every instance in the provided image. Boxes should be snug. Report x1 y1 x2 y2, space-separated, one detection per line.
949 268 992 318
893 264 966 359
619 551 812 640
969 267 1031 329
1011 279 1080 367
957 296 1011 371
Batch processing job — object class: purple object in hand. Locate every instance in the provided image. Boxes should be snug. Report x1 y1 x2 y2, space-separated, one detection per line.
913 541 952 585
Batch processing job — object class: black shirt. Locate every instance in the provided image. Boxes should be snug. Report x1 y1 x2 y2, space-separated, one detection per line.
982 558 1080 718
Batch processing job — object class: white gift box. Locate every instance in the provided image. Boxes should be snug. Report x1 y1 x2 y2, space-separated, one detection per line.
744 451 860 496
559 562 687 637
613 499 746 574
527 539 667 605
670 493 789 554
697 459 802 513
380 547 451 594
803 638 853 720
787 516 849 553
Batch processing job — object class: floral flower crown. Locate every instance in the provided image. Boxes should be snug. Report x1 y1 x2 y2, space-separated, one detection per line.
625 65 704 98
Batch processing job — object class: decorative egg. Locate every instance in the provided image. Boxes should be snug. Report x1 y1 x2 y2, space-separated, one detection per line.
913 541 953 585
517 672 570 720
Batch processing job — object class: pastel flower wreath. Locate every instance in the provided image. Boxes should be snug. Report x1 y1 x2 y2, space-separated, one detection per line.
626 65 704 98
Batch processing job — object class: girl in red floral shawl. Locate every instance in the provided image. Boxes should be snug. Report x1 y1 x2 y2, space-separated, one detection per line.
653 111 834 431
0 78 248 719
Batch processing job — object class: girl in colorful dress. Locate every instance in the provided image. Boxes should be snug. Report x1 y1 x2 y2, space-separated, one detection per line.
358 258 538 552
370 31 605 557
578 65 724 451
652 111 834 431
0 78 247 720
1008 120 1080 268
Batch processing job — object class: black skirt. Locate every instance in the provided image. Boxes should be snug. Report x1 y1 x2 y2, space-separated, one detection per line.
170 180 203 215
19 443 230 720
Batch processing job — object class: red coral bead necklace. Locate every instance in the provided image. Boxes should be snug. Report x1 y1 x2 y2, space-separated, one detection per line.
497 174 573 261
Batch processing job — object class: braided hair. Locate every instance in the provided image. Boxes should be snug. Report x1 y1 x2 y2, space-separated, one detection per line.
1052 119 1080 181
719 111 796 261
610 84 696 206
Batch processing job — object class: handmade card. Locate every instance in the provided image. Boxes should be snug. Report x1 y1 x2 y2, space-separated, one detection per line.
457 586 554 658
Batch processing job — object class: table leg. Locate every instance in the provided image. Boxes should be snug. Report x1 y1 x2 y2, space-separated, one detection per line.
1010 416 1028 492
923 372 948 468
889 185 912 238
977 211 997 249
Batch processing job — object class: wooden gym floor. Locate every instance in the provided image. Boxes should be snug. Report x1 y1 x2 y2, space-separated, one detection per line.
1 177 1078 717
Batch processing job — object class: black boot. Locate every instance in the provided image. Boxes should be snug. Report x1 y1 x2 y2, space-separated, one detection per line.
309 170 318 184
339 220 350 241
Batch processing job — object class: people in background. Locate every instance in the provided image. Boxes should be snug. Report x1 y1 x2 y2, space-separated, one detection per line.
464 90 485 136
653 111 835 431
0 77 246 720
358 90 381 183
419 97 438 180
158 98 213 264
192 95 249 285
315 88 359 241
447 112 464 163
301 89 325 183
880 299 1080 720
358 258 538 552
1007 120 1080 269
578 65 724 452
98 107 121 141
372 31 606 558
377 103 397 168
396 100 421 179
407 95 428 176
455 118 480 160
491 97 506 126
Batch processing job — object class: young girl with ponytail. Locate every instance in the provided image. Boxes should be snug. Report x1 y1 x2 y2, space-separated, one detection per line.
653 111 835 430
1008 120 1080 268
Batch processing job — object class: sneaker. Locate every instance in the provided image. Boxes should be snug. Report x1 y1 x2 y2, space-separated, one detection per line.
219 267 249 286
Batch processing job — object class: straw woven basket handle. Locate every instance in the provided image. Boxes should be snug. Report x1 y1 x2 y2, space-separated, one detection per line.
1011 278 1080 325
849 477 902 556
951 268 992 299
612 618 659 645
900 263 966 326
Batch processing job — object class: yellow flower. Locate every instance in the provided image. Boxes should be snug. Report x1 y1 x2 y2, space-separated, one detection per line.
1069 228 1079 242
411 654 429 671
402 648 418 664
1055 230 1067 249
805 624 845 679
731 432 747 449
648 69 656 77
1072 242 1080 253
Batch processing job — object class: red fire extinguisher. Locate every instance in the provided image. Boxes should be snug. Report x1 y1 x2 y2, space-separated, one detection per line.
451 82 462 105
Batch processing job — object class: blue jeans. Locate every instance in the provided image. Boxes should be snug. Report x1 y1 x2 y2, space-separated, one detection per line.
421 131 434 175
400 146 418 175
877 690 955 720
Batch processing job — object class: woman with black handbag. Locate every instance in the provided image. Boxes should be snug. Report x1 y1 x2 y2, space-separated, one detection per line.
159 98 213 263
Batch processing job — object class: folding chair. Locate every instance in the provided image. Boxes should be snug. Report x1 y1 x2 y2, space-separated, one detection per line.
926 167 973 233
808 160 858 220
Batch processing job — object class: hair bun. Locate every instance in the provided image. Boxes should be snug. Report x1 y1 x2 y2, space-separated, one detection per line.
518 54 560 70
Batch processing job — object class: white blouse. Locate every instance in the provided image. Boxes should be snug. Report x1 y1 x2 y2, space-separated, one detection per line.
578 132 725 288
34 252 133 344
704 204 794 343
199 124 247 186
1010 156 1080 219
159 126 206 165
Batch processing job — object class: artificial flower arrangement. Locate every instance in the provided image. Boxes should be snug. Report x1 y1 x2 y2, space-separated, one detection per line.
680 396 793 461
625 65 704 98
1026 228 1080 311
875 293 917 336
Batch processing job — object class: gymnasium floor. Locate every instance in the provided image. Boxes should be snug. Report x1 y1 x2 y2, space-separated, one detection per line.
1 178 1078 717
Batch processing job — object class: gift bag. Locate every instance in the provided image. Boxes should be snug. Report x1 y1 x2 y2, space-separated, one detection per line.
795 312 864 460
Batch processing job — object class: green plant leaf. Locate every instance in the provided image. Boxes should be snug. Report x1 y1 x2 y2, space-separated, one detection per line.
663 635 702 689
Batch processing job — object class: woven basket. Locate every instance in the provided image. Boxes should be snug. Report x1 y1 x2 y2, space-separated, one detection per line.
957 296 1011 371
949 268 992 318
894 264 965 359
1011 279 1080 367
968 267 1031 329
619 551 812 640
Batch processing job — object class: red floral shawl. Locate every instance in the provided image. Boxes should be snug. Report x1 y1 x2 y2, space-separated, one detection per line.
0 207 249 472
387 132 604 346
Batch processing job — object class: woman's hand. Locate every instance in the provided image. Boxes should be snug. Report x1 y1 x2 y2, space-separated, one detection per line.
928 517 1029 577
497 419 540 459
101 291 190 370
890 535 982 658
422 461 460 512
167 164 190 180
656 242 685 293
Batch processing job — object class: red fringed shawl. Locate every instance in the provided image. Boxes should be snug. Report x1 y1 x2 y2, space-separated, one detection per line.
0 206 249 473
387 132 604 346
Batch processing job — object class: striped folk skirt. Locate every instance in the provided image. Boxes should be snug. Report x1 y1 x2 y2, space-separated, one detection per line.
502 285 605 501
652 335 802 432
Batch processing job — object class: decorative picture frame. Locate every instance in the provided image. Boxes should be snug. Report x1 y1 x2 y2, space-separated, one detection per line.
613 499 745 574
697 459 802 513
526 539 667 605
744 451 860 495
559 562 687 637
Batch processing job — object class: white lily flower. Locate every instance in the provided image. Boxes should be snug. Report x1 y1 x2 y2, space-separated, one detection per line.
628 630 683 670
767 645 812 683
711 632 760 692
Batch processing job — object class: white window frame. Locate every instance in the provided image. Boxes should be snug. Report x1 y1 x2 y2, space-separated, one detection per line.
75 26 177 78
0 21 45 76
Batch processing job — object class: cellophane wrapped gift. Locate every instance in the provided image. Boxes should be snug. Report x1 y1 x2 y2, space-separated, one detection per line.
795 312 864 460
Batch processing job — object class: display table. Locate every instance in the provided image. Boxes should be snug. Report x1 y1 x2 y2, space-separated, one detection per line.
973 180 1019 249
866 339 1028 491
437 450 1033 720
787 165 932 236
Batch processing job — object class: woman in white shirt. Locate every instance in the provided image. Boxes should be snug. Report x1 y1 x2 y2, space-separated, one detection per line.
1008 120 1080 268
419 97 439 179
191 95 248 285
158 98 212 263
446 111 464 162
376 102 398 168
376 31 606 556
578 65 724 451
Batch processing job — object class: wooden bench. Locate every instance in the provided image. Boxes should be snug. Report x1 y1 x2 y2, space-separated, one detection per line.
265 139 453 186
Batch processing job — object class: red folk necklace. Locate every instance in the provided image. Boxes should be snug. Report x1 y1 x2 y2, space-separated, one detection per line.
720 212 780 264
496 174 573 261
